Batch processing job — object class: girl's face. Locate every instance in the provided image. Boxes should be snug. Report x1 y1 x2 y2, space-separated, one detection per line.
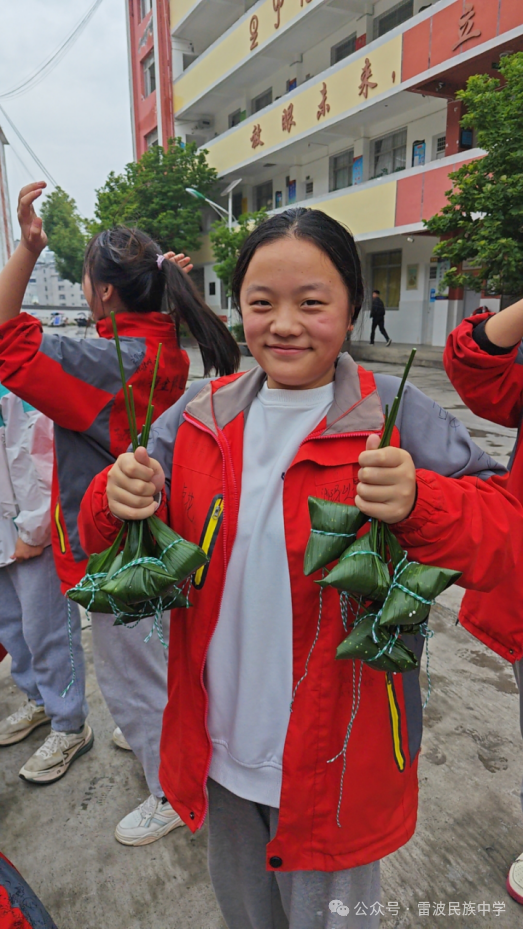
240 237 353 390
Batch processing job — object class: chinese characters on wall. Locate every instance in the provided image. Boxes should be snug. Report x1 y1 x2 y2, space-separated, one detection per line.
358 58 378 99
282 103 296 133
317 82 330 120
250 123 265 149
452 3 481 51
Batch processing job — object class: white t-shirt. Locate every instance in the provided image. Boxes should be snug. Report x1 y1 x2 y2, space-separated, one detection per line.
206 380 334 807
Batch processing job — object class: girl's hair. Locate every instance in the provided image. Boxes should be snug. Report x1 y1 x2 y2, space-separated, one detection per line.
231 207 364 322
83 226 240 377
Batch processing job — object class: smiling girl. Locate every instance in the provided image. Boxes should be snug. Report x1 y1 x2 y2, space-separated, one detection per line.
79 208 523 928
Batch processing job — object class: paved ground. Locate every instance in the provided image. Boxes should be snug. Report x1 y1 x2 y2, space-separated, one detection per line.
1 350 522 929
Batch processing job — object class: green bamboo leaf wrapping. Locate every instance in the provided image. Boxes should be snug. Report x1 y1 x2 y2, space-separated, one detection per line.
336 613 417 672
100 558 176 603
303 498 367 575
148 514 207 581
379 563 462 628
320 534 391 599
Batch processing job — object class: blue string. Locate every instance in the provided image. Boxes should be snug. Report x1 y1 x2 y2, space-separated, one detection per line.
311 528 356 539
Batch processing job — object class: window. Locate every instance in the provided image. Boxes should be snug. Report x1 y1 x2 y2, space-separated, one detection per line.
331 34 356 66
209 282 216 296
305 180 314 198
142 51 156 97
251 88 272 114
435 134 446 159
59 294 66 301
371 250 402 309
58 285 65 291
140 0 152 20
371 129 407 178
145 128 158 148
373 0 413 39
229 109 246 129
329 149 354 191
255 181 273 211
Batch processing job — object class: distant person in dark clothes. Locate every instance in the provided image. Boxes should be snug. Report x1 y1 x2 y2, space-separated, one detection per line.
370 290 392 346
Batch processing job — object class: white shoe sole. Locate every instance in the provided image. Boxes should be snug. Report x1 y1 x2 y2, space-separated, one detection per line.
0 714 50 747
114 815 185 847
112 731 132 751
19 726 94 785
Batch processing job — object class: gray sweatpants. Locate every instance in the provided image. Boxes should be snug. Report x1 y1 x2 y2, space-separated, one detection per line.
90 611 169 798
207 778 381 930
0 546 87 732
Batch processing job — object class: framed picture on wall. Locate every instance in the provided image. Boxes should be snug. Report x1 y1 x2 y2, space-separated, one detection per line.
406 264 419 290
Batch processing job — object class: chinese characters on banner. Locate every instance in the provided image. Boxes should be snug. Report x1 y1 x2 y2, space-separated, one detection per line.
250 124 265 149
317 82 330 120
273 0 284 29
359 58 378 99
452 3 481 51
249 15 259 50
282 103 296 133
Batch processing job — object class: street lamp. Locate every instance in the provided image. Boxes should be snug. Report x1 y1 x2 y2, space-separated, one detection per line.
186 179 242 326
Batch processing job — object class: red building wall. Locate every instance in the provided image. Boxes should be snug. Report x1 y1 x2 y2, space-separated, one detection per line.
127 0 173 160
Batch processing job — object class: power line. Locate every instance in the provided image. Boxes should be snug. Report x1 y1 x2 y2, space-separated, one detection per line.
0 0 105 100
0 104 57 187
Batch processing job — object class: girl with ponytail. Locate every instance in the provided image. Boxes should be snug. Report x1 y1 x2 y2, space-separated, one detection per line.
0 181 238 842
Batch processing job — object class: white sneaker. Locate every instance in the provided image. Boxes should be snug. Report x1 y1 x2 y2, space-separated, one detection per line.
0 700 50 746
507 853 523 904
115 794 184 846
19 723 94 784
112 727 132 751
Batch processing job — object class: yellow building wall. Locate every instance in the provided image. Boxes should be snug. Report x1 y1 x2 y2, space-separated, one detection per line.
202 34 402 176
175 0 340 113
193 180 398 269
170 0 199 31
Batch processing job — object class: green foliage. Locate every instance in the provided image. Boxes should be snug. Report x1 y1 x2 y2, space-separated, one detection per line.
230 321 245 342
90 138 218 253
40 187 88 284
424 53 523 297
209 209 267 298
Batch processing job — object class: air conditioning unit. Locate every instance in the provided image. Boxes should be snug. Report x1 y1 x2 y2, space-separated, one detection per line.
195 118 213 130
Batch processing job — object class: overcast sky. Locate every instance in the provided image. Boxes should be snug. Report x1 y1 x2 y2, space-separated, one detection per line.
0 0 133 231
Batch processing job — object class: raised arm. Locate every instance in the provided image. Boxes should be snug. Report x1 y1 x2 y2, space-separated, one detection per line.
444 311 523 428
0 182 47 325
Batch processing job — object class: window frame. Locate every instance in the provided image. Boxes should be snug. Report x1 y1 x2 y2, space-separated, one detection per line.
329 148 354 192
371 128 407 179
330 33 357 66
373 0 414 39
142 51 156 97
251 88 273 115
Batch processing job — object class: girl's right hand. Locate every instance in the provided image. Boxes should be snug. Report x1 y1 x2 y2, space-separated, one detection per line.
107 447 165 521
18 182 48 254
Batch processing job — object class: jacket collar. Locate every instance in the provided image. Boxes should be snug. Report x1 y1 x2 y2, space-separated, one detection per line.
96 311 175 340
185 353 384 437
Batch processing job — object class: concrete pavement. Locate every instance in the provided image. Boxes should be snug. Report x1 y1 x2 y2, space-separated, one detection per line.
1 356 522 929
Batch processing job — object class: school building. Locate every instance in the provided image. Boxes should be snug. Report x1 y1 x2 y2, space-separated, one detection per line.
126 0 523 345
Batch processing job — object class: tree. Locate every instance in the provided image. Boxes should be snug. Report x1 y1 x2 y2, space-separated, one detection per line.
424 53 523 299
209 209 267 299
40 187 88 284
90 138 218 253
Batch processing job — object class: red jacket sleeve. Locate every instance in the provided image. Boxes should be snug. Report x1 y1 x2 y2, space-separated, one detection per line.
444 313 523 428
78 465 169 555
394 469 523 591
0 314 112 430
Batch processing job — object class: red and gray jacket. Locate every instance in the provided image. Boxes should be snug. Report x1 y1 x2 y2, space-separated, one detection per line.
445 311 523 661
0 311 189 591
79 355 523 871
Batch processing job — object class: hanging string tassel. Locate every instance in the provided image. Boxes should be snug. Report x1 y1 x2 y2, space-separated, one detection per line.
60 601 77 698
327 660 364 828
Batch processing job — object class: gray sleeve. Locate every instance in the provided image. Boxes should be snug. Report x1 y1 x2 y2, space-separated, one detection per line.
374 374 506 480
40 333 145 395
145 379 211 497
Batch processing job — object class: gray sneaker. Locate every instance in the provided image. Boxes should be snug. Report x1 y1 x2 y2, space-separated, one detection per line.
0 700 50 746
19 723 94 785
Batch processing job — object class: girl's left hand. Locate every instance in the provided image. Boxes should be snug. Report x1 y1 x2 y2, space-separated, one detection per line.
17 182 48 254
164 251 193 274
355 434 417 524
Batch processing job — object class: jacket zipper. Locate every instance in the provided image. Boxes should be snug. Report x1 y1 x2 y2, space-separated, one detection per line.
183 411 239 830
